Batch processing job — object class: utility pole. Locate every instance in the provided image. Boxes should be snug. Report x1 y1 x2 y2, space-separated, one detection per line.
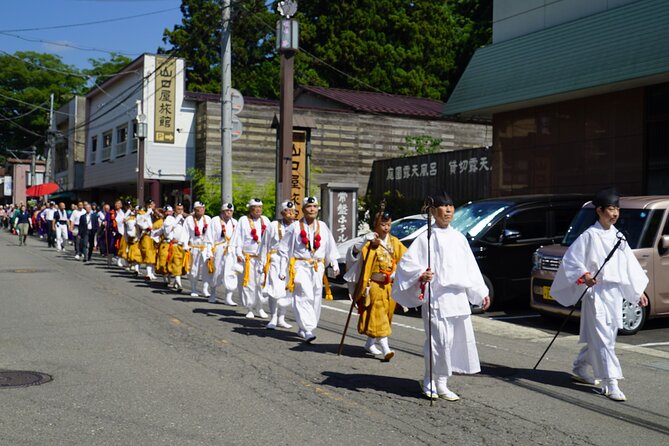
276 1 299 209
220 0 233 204
30 145 37 197
44 93 55 202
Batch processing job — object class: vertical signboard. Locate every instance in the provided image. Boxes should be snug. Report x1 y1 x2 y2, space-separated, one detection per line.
4 176 12 196
320 183 358 245
291 130 307 219
154 56 176 144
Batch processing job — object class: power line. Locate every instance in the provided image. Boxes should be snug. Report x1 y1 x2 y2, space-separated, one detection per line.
0 31 141 58
0 7 180 33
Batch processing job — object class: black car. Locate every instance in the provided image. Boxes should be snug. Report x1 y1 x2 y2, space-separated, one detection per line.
450 194 588 308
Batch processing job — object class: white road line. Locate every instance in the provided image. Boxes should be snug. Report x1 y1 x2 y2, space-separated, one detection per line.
626 342 669 348
490 315 542 320
321 304 425 333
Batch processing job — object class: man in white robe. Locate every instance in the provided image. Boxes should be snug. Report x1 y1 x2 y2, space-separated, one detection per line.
229 198 271 318
392 192 490 401
260 200 297 329
206 202 238 306
278 196 340 343
184 201 213 298
550 188 648 401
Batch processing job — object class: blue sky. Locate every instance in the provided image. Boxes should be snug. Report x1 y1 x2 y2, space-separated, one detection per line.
1 0 184 69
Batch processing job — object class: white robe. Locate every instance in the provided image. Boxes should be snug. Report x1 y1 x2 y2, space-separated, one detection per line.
392 225 488 377
550 222 648 379
278 219 340 333
260 220 292 307
206 216 237 288
230 215 271 311
184 215 213 287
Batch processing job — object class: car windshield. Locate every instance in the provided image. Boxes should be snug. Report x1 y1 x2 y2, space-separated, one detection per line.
390 218 426 240
451 201 511 238
561 208 658 249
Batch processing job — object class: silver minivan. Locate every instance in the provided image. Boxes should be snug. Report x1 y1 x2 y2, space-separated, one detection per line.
530 196 669 334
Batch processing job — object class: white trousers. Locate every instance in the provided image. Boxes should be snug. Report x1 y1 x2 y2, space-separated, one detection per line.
239 256 265 312
264 254 291 317
291 262 324 333
189 248 212 292
422 305 481 380
574 285 623 379
55 224 69 250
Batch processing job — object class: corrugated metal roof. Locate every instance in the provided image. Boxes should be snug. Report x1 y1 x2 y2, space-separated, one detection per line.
444 0 669 117
297 86 445 118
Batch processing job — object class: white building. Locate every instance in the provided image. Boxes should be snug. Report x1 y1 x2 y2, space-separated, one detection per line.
83 54 195 206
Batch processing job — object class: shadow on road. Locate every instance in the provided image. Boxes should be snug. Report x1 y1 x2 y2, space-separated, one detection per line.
320 371 421 398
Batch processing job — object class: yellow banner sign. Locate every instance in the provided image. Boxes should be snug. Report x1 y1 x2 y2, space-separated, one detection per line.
154 56 176 144
291 130 307 219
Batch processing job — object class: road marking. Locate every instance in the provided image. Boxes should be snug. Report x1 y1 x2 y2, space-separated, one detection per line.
490 315 542 320
625 342 669 348
321 304 425 332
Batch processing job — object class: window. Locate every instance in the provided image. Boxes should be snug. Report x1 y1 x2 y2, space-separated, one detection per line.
101 131 112 161
504 209 548 241
116 125 128 158
90 135 97 165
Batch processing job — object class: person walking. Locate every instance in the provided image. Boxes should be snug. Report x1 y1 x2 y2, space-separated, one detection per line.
13 204 32 246
230 198 271 318
345 209 407 361
278 197 340 342
260 200 297 329
550 188 649 402
392 192 491 401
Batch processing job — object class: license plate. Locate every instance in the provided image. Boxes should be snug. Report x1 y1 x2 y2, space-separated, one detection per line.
543 286 555 301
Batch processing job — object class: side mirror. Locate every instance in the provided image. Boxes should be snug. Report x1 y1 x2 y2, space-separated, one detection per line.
502 228 522 242
662 235 669 250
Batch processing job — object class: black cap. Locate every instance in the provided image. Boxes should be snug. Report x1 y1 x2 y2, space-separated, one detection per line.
593 187 620 208
432 192 454 207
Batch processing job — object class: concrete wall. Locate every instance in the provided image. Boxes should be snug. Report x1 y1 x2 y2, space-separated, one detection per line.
493 0 639 43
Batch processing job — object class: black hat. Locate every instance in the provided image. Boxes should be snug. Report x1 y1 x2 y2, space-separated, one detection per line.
593 187 620 208
432 192 454 207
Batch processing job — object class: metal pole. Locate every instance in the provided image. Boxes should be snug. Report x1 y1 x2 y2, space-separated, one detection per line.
137 137 145 205
221 0 233 204
30 146 36 188
279 51 295 204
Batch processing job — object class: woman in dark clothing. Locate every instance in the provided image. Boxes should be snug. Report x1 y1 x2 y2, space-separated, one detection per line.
14 204 32 246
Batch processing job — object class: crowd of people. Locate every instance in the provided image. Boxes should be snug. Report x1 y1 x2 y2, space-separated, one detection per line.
2 188 643 402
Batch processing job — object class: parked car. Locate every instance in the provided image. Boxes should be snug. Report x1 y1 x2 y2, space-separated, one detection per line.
449 194 588 308
530 196 669 334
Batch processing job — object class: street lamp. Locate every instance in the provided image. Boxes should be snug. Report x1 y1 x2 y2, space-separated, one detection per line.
135 105 148 205
276 0 299 215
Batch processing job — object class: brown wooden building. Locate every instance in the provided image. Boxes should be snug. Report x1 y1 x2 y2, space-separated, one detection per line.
188 86 491 196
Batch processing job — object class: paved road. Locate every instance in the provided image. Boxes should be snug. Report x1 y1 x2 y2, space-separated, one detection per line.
1 231 668 445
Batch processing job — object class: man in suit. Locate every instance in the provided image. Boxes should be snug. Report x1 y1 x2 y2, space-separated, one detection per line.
77 203 94 262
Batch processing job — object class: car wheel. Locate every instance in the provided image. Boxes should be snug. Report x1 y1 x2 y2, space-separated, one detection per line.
619 297 647 335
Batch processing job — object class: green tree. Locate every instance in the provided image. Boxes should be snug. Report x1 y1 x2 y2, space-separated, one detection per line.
83 53 133 86
297 0 491 100
161 0 281 98
0 51 87 153
161 0 491 101
398 135 443 157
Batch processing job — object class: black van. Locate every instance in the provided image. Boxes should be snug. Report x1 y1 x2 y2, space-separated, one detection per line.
450 194 588 308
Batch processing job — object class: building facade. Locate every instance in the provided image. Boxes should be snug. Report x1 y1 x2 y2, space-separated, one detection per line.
83 54 196 206
444 0 669 196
